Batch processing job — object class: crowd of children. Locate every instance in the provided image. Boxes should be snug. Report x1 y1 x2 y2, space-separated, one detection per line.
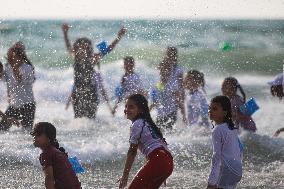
0 23 283 189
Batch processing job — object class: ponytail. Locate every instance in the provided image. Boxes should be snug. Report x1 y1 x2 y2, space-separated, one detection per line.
224 111 235 130
143 111 166 144
50 138 68 156
237 83 246 102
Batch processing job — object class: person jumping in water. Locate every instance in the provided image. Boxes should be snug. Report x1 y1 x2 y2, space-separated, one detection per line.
62 23 126 119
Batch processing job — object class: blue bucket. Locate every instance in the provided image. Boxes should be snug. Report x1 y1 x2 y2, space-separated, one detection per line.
150 89 158 102
115 86 123 97
96 41 108 55
239 98 259 116
68 156 85 174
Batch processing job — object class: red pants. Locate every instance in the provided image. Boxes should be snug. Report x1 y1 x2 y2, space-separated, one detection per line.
128 148 174 189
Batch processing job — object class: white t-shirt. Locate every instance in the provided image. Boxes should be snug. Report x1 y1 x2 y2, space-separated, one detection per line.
208 123 243 186
121 72 144 98
186 89 209 126
129 119 168 157
4 63 35 108
169 64 183 91
153 79 179 118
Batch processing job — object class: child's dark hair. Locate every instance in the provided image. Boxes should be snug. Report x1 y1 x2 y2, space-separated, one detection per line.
124 56 135 65
31 122 67 156
211 95 236 130
185 69 205 91
8 43 35 75
270 85 284 100
167 46 178 62
127 94 166 143
223 77 246 101
73 37 94 63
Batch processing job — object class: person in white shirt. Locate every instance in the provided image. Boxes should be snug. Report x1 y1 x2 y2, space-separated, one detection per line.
207 96 243 189
112 57 146 116
0 42 36 131
150 62 186 130
163 47 186 120
118 94 173 189
184 70 210 127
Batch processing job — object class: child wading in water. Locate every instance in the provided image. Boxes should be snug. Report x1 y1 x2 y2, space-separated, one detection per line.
0 42 36 131
62 23 126 119
150 62 186 130
184 70 209 127
118 94 173 189
207 96 243 189
222 77 257 132
31 122 81 189
112 56 145 116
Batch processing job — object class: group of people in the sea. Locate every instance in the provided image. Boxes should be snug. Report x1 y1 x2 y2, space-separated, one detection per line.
0 23 283 189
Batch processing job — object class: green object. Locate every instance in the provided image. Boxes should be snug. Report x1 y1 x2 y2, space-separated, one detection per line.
156 82 164 91
219 42 231 51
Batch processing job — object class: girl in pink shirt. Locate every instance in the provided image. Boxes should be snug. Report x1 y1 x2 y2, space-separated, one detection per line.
222 77 257 132
118 94 173 189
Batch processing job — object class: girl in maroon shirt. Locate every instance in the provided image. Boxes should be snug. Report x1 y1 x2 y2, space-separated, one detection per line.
31 122 81 189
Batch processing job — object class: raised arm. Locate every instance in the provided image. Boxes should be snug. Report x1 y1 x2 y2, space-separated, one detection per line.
62 23 74 56
93 27 127 63
108 27 127 53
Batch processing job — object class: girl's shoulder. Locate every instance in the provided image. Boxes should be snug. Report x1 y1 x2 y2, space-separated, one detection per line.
213 123 228 134
132 118 145 128
231 95 244 106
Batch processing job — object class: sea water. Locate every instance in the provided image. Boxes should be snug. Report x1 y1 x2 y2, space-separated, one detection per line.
0 20 283 188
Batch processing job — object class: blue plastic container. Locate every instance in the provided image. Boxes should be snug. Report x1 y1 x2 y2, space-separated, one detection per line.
96 41 108 55
68 156 85 174
150 89 158 102
115 86 123 97
239 98 259 116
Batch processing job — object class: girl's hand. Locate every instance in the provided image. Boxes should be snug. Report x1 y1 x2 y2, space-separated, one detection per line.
117 175 128 189
62 23 70 33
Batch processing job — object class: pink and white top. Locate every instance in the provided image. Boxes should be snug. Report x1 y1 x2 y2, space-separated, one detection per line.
208 123 242 186
129 119 168 157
